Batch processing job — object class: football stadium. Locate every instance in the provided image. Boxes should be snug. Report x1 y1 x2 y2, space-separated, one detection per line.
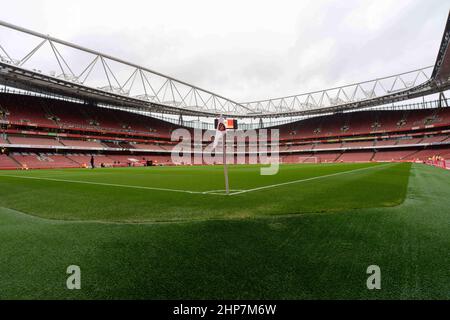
1 2 450 305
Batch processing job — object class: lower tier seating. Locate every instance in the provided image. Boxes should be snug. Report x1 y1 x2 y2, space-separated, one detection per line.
339 152 374 162
11 154 78 169
61 139 106 148
372 150 418 162
2 146 450 170
0 154 19 169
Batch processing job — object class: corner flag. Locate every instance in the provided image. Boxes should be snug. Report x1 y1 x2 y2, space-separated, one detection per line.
213 116 229 194
212 116 226 150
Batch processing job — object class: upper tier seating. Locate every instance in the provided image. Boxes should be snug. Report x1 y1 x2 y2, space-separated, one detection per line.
0 93 176 138
273 108 450 140
1 95 56 127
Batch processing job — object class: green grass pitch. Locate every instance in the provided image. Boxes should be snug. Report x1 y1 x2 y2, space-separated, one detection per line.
0 162 449 299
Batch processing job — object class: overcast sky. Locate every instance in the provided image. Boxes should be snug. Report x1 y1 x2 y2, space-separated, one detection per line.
1 0 449 103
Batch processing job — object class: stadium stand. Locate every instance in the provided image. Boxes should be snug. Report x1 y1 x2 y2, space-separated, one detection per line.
281 154 299 163
397 138 424 145
439 148 450 158
339 151 374 162
372 150 418 162
133 144 168 151
66 154 113 167
273 108 450 140
375 139 399 147
315 152 343 163
11 153 78 169
2 95 56 127
0 93 176 137
419 135 448 143
343 141 375 148
60 139 106 148
314 143 343 150
403 149 444 161
8 136 63 147
0 154 19 169
148 155 173 165
1 92 450 169
289 144 315 151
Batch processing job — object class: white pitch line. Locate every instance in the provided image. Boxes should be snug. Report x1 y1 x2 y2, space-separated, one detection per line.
0 163 394 197
202 189 243 194
0 174 207 195
228 163 394 196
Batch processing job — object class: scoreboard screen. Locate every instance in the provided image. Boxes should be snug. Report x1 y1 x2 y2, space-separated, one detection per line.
214 118 238 130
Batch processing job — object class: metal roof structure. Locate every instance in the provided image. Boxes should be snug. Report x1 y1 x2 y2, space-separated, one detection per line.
0 11 450 118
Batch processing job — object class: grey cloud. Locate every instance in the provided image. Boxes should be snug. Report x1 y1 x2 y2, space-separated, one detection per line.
1 0 448 103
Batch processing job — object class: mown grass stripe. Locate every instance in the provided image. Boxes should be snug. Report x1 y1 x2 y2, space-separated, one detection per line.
229 163 394 195
0 174 205 195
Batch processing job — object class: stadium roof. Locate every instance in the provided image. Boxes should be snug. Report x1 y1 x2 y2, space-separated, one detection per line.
0 11 450 118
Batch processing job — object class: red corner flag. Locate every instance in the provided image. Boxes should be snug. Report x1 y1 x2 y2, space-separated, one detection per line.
212 116 226 150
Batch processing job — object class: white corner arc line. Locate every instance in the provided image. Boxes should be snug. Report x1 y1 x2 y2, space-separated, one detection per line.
202 189 243 194
228 163 394 196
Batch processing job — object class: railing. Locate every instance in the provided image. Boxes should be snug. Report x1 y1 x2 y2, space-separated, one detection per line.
148 97 450 130
0 19 250 115
1 85 449 131
1 19 447 117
